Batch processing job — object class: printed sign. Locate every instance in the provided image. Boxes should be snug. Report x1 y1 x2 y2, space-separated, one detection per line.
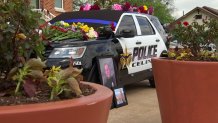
131 45 157 67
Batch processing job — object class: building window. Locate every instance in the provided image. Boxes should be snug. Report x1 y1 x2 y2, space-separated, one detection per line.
55 0 63 9
195 14 202 19
31 0 40 9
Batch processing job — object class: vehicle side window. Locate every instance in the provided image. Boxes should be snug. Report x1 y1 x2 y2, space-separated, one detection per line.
150 17 166 35
116 15 137 36
136 16 155 35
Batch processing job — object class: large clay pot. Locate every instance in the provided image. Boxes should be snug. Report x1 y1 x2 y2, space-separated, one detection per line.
152 58 218 123
0 82 113 123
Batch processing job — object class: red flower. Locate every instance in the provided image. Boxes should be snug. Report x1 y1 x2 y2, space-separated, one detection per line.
138 6 147 14
110 22 115 31
122 2 131 11
80 5 84 11
183 21 189 26
39 21 49 29
90 4 100 10
81 30 89 40
148 6 154 15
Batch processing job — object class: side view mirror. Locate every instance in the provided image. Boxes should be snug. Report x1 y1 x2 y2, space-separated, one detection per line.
98 26 114 39
116 27 135 38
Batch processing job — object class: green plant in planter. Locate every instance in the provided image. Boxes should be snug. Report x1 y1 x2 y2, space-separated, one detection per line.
8 58 83 100
169 19 218 61
45 64 83 100
8 58 46 96
0 1 88 105
0 0 45 78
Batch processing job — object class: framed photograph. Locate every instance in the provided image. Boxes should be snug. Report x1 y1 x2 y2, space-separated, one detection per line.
113 87 128 108
96 56 117 88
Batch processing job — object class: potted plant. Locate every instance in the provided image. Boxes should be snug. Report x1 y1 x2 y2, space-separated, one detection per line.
152 18 218 123
0 1 112 123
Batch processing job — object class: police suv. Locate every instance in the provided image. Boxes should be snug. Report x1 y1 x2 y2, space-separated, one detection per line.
46 10 167 87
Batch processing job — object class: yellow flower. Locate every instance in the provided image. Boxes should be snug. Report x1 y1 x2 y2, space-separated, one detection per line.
72 23 77 28
180 52 187 58
50 66 61 73
77 22 83 28
143 5 148 11
16 33 26 40
81 25 90 33
168 52 176 58
63 22 70 27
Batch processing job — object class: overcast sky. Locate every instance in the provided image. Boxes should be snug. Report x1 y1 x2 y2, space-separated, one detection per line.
173 0 218 18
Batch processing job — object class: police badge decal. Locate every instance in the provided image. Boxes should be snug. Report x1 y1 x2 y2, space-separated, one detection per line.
120 47 132 69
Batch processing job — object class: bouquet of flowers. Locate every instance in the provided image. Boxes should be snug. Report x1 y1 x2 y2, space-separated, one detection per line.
41 21 98 41
112 2 154 15
79 2 154 15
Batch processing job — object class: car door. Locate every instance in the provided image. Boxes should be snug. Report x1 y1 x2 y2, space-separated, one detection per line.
116 14 166 74
132 15 160 72
115 14 140 74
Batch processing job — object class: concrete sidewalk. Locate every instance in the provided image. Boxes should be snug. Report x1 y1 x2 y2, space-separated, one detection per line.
108 80 161 123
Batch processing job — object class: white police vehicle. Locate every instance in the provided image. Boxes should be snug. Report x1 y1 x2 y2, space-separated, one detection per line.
46 10 167 87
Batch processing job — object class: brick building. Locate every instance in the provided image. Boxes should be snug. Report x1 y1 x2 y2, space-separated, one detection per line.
31 0 73 16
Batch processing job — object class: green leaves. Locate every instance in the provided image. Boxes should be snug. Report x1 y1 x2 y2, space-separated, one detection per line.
170 19 218 60
7 58 46 96
46 65 83 100
0 0 45 75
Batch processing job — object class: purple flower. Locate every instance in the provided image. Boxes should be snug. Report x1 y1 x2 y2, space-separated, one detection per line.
148 6 154 15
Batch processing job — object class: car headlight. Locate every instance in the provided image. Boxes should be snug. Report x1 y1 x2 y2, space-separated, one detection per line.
48 47 86 59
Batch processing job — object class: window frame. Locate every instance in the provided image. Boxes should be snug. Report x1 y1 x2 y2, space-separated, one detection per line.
55 0 65 12
135 15 155 36
115 14 138 36
31 0 40 9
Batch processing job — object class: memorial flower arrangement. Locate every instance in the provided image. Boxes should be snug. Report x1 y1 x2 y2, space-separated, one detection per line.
168 19 218 61
41 21 98 41
80 2 154 15
80 3 101 11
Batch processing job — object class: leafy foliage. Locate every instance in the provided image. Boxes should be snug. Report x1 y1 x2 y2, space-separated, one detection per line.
0 1 87 103
0 0 45 77
7 58 46 96
7 58 83 100
169 19 218 61
45 63 83 100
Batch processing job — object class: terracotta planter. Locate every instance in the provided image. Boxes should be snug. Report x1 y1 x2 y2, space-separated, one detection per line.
0 82 113 123
152 58 218 123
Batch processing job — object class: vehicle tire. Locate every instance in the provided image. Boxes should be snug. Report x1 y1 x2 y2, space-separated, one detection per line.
149 77 156 88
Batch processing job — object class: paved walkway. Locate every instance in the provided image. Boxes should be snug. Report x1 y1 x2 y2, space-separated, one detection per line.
108 80 161 123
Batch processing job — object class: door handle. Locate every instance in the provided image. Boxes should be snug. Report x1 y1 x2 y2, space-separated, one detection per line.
156 39 160 42
136 41 142 45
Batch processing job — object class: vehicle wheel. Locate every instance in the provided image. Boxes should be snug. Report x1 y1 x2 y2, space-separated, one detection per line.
149 78 156 88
